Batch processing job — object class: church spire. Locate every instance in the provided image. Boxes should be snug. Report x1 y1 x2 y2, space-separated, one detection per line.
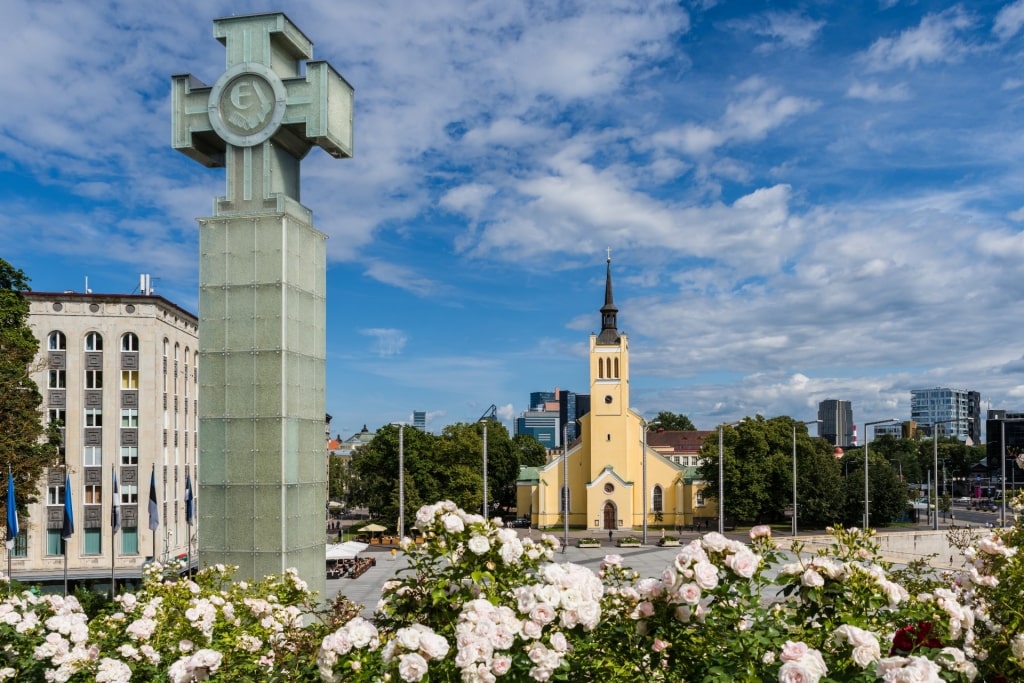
597 248 620 344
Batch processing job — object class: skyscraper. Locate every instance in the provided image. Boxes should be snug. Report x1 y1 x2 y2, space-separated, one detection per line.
818 399 853 447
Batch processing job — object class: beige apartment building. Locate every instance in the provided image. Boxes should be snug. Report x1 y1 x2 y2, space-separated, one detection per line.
11 283 197 586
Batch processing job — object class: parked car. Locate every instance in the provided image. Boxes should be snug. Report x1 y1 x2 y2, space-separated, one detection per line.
955 496 970 504
505 517 531 528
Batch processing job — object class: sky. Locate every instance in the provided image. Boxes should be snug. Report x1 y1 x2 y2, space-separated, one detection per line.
4 0 1024 441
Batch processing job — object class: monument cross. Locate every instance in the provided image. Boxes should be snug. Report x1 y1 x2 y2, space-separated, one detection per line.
173 12 353 215
172 13 352 596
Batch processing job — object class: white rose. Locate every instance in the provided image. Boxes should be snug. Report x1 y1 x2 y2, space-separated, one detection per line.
442 514 465 534
725 549 760 578
398 652 429 682
467 535 491 555
778 660 823 683
801 569 824 588
693 561 719 590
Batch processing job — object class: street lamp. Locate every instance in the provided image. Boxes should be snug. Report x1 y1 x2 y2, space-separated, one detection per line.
481 420 488 519
792 419 822 537
718 420 741 534
641 418 660 545
863 418 897 530
931 417 971 530
563 421 569 554
390 423 405 540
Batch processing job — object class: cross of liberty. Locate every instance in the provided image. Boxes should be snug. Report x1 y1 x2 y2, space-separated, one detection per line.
171 12 353 214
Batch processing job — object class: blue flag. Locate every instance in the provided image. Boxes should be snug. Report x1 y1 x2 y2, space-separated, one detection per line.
148 468 159 531
111 469 121 534
61 473 74 541
184 469 194 526
6 471 18 550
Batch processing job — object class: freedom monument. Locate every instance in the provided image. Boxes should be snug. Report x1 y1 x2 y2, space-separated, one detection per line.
172 12 353 595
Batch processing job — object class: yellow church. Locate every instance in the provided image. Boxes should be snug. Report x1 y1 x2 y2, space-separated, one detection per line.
516 256 710 532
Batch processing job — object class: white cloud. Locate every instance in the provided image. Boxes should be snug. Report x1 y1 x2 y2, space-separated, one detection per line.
994 0 1024 40
728 11 825 51
362 261 446 298
861 7 975 71
359 328 409 357
846 81 911 102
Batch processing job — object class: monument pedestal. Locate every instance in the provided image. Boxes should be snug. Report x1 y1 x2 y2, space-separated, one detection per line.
198 210 327 594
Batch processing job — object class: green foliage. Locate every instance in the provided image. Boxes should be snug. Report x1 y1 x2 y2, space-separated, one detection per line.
650 410 696 431
0 258 59 517
350 421 545 528
698 416 845 527
839 450 907 527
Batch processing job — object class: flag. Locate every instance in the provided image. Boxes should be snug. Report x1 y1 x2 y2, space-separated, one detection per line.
61 473 74 541
111 469 121 534
5 471 18 550
184 469 194 526
148 468 159 531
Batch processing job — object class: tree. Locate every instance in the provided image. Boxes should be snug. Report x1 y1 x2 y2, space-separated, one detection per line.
697 415 844 526
649 411 696 431
0 258 59 521
838 449 907 527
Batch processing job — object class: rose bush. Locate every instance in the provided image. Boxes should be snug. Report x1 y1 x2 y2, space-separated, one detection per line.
2 496 1024 681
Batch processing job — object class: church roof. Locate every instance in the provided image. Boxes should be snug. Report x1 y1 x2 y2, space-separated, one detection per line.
645 430 714 454
596 253 620 345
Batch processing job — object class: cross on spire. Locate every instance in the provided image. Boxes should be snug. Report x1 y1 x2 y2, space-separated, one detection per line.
171 12 353 215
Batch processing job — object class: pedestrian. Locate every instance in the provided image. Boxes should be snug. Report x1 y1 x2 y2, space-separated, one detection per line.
608 529 613 543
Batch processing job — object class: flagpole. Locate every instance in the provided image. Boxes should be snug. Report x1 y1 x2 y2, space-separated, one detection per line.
62 469 73 597
110 466 119 600
6 466 15 595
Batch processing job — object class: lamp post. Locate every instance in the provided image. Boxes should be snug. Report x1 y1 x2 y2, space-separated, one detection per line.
863 418 897 529
718 420 741 534
641 419 660 544
391 423 405 540
562 421 569 554
792 419 822 537
481 420 488 519
931 417 971 530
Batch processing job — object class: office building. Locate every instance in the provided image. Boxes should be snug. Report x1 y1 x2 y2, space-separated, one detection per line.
818 399 853 447
911 387 980 442
412 411 426 431
11 283 197 585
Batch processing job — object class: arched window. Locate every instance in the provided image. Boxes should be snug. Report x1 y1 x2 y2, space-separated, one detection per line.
614 357 619 378
85 332 103 351
121 333 138 352
652 485 663 513
48 331 66 350
597 358 604 379
696 489 706 506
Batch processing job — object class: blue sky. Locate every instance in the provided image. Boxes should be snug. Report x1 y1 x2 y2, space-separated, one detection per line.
4 0 1024 440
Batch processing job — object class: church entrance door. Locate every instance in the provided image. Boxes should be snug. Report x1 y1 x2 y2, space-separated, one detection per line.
603 502 616 530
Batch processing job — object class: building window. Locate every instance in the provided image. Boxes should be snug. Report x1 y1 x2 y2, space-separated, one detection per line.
47 484 65 506
696 489 706 507
652 485 663 513
84 483 101 504
48 331 66 350
121 370 138 389
121 484 138 505
48 370 66 389
614 357 619 378
121 409 138 428
603 483 614 494
46 530 62 556
85 332 103 351
121 333 138 352
10 534 27 557
121 446 138 465
85 370 103 389
122 527 138 554
85 408 103 427
48 408 66 426
83 528 101 555
83 446 101 467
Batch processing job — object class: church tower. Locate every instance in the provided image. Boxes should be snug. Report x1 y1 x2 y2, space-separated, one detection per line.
587 253 632 480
